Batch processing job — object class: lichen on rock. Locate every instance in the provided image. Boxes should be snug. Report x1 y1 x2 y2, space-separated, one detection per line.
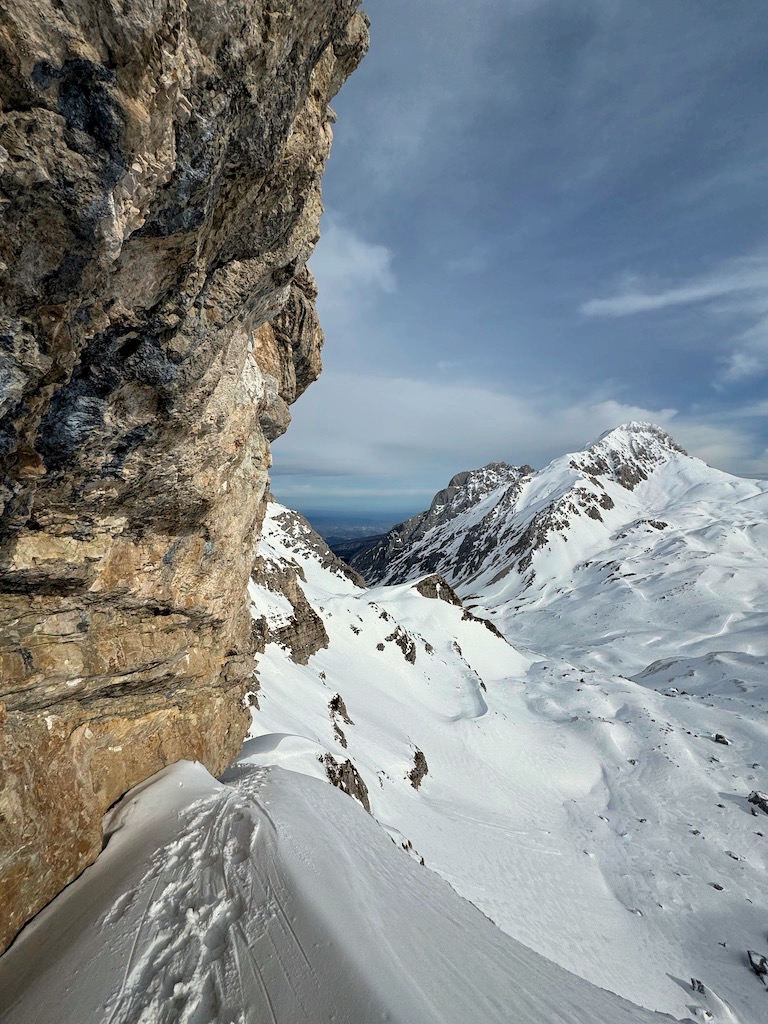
0 0 368 953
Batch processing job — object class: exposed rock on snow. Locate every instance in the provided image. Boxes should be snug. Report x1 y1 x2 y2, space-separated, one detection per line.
251 553 330 665
409 749 429 790
329 692 354 725
329 692 353 748
321 753 371 812
747 949 767 982
0 0 367 951
269 505 366 588
385 624 418 663
571 423 687 491
462 607 509 640
414 573 463 605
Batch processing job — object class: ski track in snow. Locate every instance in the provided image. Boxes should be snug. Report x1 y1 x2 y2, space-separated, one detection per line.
93 778 326 1024
0 766 396 1024
0 763 693 1024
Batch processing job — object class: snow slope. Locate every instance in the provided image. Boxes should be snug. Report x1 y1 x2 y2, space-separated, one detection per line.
0 760 681 1024
239 499 768 1024
2 424 766 1023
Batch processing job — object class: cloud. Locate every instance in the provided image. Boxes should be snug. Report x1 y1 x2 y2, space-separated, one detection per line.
720 303 768 384
272 371 768 513
581 257 768 318
310 218 395 321
581 254 768 385
294 1 768 515
445 246 492 276
333 1 519 194
738 399 768 417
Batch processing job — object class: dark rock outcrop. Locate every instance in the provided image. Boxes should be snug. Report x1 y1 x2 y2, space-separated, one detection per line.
413 574 462 605
251 553 330 666
248 502 367 666
320 752 370 812
408 749 428 790
0 0 367 952
328 694 352 747
385 625 417 664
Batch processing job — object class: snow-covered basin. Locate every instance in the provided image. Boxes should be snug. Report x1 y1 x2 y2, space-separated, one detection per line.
245 585 768 1023
0 759 682 1024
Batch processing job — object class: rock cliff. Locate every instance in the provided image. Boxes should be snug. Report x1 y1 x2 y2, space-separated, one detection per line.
0 0 367 952
249 503 365 668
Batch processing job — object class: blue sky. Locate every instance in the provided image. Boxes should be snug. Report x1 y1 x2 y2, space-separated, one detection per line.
272 0 768 518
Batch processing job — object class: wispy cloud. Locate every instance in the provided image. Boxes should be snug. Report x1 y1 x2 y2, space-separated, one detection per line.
581 257 768 317
272 370 768 514
310 218 395 321
581 254 768 384
738 399 768 417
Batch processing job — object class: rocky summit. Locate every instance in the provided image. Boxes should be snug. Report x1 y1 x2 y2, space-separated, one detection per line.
351 421 768 673
0 0 367 952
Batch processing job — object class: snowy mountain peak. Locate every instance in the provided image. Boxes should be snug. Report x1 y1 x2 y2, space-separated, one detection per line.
445 461 521 491
593 420 684 450
570 421 688 491
351 461 534 583
432 461 532 515
350 422 767 606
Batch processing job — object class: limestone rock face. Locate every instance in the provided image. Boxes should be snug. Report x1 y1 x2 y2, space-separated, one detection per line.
0 0 367 952
251 552 330 667
248 502 365 672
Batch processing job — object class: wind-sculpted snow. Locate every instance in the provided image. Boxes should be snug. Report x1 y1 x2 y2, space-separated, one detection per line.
0 761 680 1024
